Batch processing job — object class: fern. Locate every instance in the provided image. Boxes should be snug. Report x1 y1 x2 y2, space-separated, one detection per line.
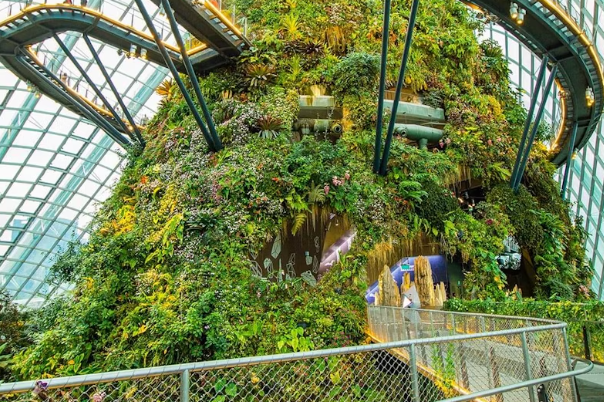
308 182 326 204
291 212 307 235
487 162 511 181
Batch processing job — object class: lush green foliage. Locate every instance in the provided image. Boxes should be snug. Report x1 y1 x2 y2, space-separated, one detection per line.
8 0 591 381
445 299 604 362
0 291 30 381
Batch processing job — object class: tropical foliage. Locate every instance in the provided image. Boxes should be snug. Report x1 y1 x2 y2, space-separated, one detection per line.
3 0 592 382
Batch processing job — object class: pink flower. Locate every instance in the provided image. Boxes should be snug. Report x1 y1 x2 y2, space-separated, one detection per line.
344 172 350 180
487 139 493 146
445 138 451 145
486 219 493 225
92 392 106 402
324 185 330 195
496 137 502 142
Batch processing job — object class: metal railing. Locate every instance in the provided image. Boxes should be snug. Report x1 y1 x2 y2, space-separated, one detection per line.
0 308 591 402
368 306 593 401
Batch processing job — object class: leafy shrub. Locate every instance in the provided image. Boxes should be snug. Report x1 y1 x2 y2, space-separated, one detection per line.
329 52 380 99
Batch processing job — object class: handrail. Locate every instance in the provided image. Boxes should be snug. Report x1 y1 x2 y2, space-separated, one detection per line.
0 4 206 56
25 48 141 131
439 360 593 402
0 311 569 394
537 0 604 150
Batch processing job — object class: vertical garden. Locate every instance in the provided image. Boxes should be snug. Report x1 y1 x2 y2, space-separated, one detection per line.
2 0 593 381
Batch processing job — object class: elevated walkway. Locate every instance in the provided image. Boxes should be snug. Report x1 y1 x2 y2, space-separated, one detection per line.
367 306 592 401
0 3 247 146
149 0 250 58
465 0 604 165
0 308 590 402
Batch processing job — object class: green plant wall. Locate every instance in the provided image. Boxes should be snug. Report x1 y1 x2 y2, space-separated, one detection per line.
7 0 592 380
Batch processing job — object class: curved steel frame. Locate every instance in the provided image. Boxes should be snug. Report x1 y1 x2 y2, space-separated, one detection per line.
465 0 604 167
0 4 238 148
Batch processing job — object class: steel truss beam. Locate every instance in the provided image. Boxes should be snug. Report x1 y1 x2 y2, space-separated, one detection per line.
81 34 145 146
15 50 132 147
133 0 220 152
53 34 140 145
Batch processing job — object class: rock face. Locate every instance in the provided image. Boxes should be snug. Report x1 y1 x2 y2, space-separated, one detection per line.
378 265 401 307
401 272 412 294
415 256 435 307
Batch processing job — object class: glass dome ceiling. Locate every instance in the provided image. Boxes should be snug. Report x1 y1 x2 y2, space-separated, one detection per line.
0 0 174 307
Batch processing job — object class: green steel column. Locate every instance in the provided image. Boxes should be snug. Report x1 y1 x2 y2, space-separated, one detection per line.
514 64 559 192
133 0 219 152
560 121 579 199
379 0 420 176
161 0 222 151
82 35 145 146
373 0 392 174
510 56 549 189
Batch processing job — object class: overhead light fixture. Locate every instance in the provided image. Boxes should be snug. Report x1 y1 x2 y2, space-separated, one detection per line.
140 48 148 60
516 8 526 24
510 3 526 25
571 150 578 160
159 4 165 16
34 91 41 99
129 44 137 58
26 82 33 92
586 86 595 107
510 2 519 20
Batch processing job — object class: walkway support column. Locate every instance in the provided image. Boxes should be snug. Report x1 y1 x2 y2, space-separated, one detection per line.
373 0 392 174
379 0 420 176
133 0 219 152
560 121 578 200
161 0 222 151
514 64 559 192
82 35 145 146
510 56 549 189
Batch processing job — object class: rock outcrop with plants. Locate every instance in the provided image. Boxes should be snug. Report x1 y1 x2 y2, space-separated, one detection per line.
7 0 591 380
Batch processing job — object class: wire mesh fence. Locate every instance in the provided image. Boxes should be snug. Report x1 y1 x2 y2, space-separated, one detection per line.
367 306 581 402
0 308 589 402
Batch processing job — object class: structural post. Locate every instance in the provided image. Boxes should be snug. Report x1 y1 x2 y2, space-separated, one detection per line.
563 328 580 402
180 369 190 402
560 121 579 199
81 35 145 146
379 0 420 176
521 332 537 402
373 0 392 174
54 35 134 139
16 53 131 146
161 0 222 151
510 56 549 188
133 0 219 152
409 344 421 402
514 64 559 191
